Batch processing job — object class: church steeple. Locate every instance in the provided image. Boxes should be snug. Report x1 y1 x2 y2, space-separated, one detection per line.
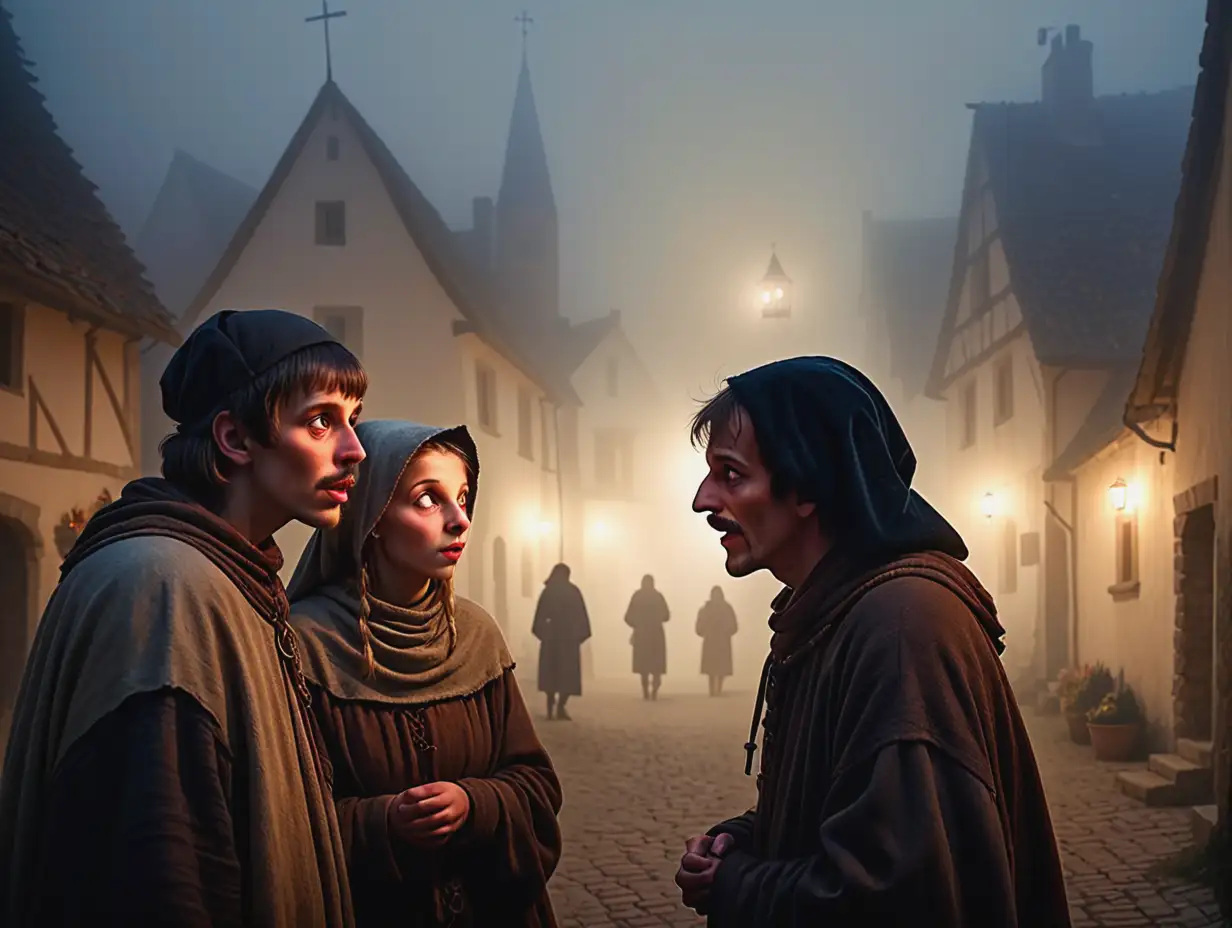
495 36 560 327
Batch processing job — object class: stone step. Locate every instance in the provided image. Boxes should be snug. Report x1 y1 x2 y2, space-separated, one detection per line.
1191 804 1219 847
1176 738 1214 768
1116 769 1213 807
1148 753 1214 792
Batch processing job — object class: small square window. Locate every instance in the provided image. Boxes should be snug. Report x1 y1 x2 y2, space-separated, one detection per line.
476 364 498 432
1115 516 1138 585
312 306 363 358
315 201 346 246
994 358 1014 426
517 387 534 460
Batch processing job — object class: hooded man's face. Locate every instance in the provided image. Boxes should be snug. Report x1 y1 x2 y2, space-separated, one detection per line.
692 406 818 584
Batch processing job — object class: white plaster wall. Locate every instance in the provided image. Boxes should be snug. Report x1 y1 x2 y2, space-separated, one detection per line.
942 333 1046 672
1073 435 1177 748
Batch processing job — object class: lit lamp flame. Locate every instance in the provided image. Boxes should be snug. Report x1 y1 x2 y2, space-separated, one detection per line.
1108 478 1128 512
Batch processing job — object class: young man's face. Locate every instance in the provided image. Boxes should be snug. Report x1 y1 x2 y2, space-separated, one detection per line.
692 406 815 580
245 389 366 531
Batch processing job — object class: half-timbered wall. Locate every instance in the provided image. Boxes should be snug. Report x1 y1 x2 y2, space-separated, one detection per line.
0 296 142 755
943 146 1024 389
935 148 1046 678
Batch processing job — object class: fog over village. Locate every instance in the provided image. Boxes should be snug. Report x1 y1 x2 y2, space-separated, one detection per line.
1 0 1230 924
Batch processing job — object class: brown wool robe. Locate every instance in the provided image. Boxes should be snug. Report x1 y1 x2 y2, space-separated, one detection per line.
706 551 1071 927
0 479 352 928
288 420 563 928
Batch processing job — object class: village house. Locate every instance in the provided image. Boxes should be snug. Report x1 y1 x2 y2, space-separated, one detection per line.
1080 0 1228 836
168 72 577 658
0 4 177 748
926 25 1191 692
859 211 956 518
145 47 666 669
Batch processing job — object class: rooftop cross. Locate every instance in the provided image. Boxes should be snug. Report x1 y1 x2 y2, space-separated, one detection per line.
306 0 348 83
515 9 534 53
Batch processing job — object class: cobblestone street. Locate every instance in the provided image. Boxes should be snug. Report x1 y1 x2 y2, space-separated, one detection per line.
533 680 1225 927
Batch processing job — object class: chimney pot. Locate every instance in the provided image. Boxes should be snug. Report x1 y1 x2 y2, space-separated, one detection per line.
1042 22 1095 134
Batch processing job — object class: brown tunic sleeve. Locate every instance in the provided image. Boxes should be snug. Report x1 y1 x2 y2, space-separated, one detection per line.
454 671 563 895
707 810 757 851
29 687 243 927
305 687 403 884
706 740 1021 926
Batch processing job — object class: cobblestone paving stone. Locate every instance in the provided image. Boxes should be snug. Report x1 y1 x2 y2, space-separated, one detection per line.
532 680 1225 927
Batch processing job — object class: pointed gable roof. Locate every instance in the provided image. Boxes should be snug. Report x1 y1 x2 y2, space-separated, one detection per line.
927 86 1192 397
179 80 577 404
497 53 556 216
554 310 622 376
135 150 257 317
863 215 957 399
0 2 175 343
1126 0 1230 426
762 252 789 282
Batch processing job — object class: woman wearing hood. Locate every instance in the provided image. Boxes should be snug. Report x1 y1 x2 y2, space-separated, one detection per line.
288 420 562 927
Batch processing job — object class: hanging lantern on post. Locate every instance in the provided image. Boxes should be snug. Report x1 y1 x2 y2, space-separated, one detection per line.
759 245 792 319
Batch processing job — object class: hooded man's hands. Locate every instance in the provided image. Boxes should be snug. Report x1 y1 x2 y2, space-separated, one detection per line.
675 832 735 915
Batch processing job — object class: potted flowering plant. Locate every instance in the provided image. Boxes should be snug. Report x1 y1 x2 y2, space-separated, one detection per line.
1061 663 1114 744
1086 685 1144 762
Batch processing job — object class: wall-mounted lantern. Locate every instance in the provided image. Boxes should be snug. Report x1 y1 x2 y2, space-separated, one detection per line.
980 491 999 520
1108 477 1128 512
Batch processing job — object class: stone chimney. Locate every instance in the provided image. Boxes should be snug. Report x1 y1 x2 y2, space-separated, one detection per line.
1042 25 1095 135
471 196 494 270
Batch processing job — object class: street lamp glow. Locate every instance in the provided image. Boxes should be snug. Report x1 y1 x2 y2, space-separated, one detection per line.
1108 478 1128 512
759 246 792 319
980 491 999 519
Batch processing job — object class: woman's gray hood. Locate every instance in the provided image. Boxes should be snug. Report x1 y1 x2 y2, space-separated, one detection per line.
287 419 479 600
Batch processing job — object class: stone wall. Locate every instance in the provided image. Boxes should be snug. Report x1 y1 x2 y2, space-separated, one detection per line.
1174 500 1216 740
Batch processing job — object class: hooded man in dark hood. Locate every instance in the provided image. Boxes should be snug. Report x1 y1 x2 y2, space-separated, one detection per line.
0 309 367 927
673 357 1070 927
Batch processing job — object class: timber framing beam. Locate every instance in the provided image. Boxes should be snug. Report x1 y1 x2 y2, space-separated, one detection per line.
0 440 135 478
86 335 136 461
937 324 1025 394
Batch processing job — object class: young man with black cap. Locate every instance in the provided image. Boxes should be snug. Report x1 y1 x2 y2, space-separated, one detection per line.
673 357 1071 926
0 309 367 927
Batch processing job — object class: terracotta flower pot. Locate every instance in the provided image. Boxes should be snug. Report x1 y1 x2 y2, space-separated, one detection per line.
1065 711 1092 745
1087 722 1140 762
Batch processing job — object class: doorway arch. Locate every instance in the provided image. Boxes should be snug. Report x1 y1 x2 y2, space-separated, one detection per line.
0 492 42 757
492 537 508 633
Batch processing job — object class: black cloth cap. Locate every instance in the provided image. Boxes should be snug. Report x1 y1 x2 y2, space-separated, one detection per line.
161 309 345 427
726 356 968 561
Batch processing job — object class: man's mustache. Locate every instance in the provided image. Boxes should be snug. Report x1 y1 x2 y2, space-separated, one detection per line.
317 470 357 490
707 515 742 535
